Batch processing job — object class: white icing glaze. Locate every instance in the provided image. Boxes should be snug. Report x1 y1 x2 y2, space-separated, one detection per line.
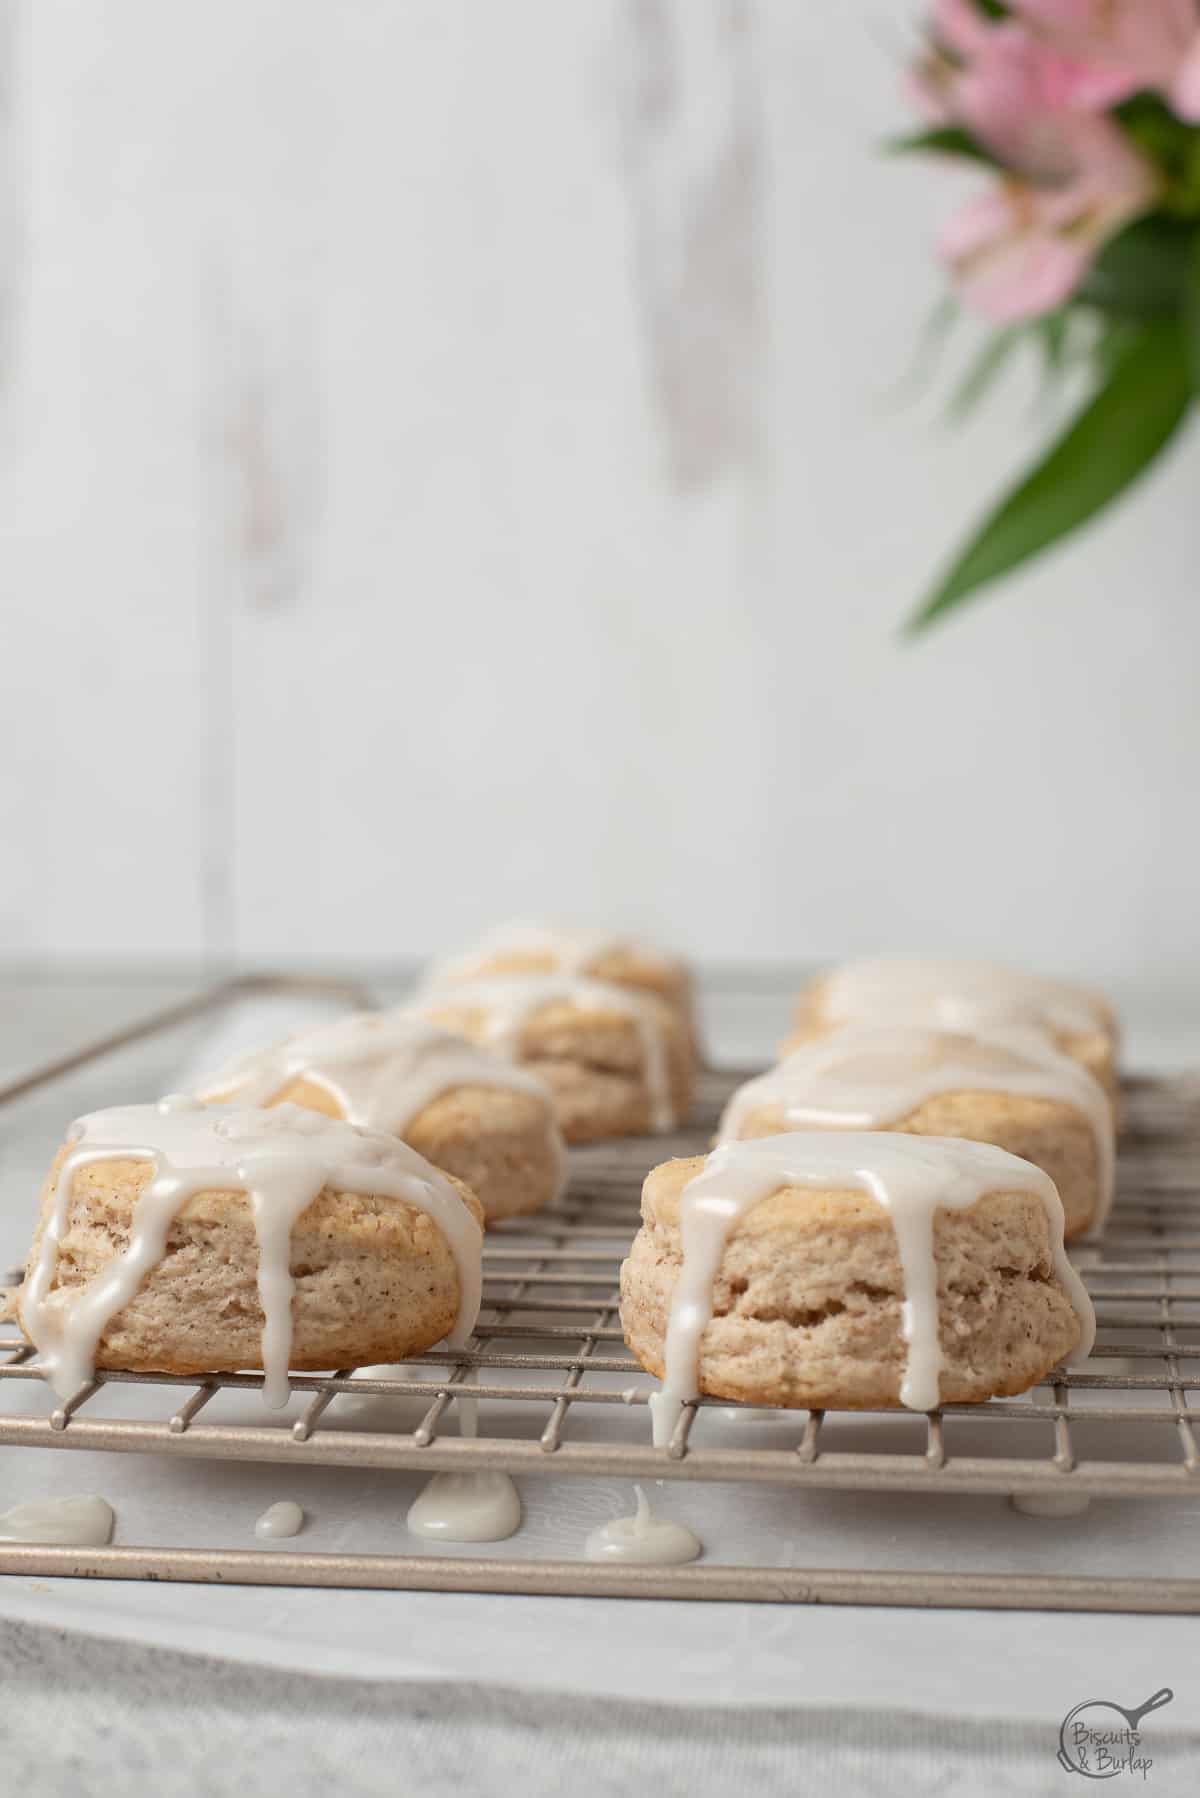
719 1025 1115 1233
584 1485 701 1564
0 1495 115 1546
648 1132 1095 1445
19 1100 483 1408
1011 1490 1091 1518
255 1500 305 1539
413 973 678 1133
406 1471 523 1542
429 923 652 983
817 957 1112 1044
194 1009 567 1204
407 1397 522 1542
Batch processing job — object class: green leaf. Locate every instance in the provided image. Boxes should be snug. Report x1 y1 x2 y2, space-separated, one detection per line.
1116 94 1200 218
906 319 1193 635
1029 310 1087 419
1092 315 1139 381
884 126 997 166
945 327 1023 424
886 293 961 407
1184 231 1200 393
1078 216 1197 317
1036 310 1070 375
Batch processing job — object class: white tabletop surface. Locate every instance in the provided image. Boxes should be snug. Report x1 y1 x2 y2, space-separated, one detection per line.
2 967 1198 1794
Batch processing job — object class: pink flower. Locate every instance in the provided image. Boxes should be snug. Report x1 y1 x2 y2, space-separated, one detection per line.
939 115 1161 319
914 1 1134 170
909 1 1166 318
940 180 1094 320
1013 0 1200 122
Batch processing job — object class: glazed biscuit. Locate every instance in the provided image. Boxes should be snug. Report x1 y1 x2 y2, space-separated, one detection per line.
427 925 700 1052
17 1104 483 1390
621 1134 1092 1418
789 958 1119 1118
721 1026 1113 1239
195 1012 565 1225
411 974 692 1143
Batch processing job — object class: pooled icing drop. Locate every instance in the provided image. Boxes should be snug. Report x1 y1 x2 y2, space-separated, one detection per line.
20 1102 482 1408
818 958 1111 1043
407 1398 522 1543
406 1471 523 1542
413 973 678 1133
255 1500 305 1539
1011 1490 1091 1518
584 1485 701 1564
720 1025 1115 1232
648 1132 1095 1446
0 1494 115 1546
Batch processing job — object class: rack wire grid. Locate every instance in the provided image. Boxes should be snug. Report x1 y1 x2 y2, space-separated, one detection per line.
1 974 1198 1611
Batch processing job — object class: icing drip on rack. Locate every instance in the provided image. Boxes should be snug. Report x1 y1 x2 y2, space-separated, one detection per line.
193 1009 566 1199
719 1025 1115 1232
406 1395 523 1543
255 1501 305 1539
406 1469 523 1543
815 958 1112 1043
0 1495 115 1546
19 1101 483 1408
413 973 678 1132
584 1484 701 1564
648 1132 1095 1446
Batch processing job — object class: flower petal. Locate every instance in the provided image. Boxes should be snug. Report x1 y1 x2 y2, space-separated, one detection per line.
933 0 995 58
1168 32 1200 119
954 228 1092 321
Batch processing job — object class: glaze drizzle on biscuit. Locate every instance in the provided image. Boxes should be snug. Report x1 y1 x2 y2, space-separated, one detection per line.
648 1132 1095 1445
20 1101 483 1407
414 974 680 1132
719 1025 1115 1233
193 1010 566 1200
813 958 1113 1044
428 923 640 983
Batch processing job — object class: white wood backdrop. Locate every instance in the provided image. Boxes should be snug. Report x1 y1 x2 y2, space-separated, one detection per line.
0 0 1196 986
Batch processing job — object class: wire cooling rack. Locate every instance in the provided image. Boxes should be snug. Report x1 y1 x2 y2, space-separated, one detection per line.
0 974 1198 1610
